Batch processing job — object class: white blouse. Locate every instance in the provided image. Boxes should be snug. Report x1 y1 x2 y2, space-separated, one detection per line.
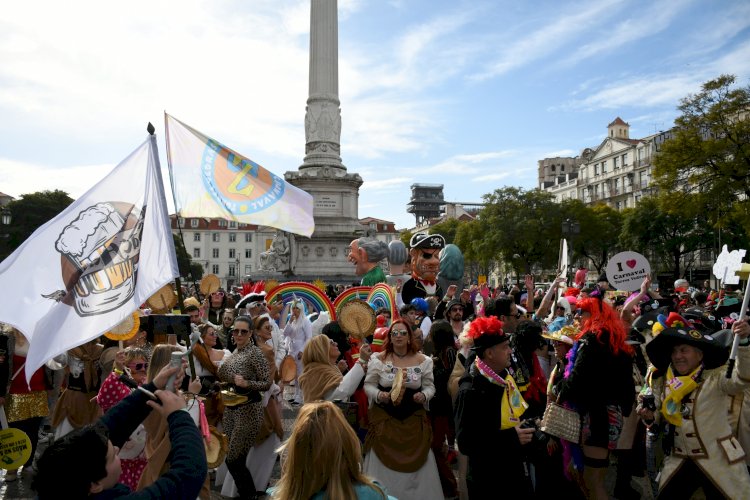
364 353 435 407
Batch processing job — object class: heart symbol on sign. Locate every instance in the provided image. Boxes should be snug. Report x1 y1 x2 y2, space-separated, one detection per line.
626 259 637 269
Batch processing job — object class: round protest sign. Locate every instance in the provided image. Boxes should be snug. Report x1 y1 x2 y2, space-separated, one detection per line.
0 428 32 469
605 251 651 292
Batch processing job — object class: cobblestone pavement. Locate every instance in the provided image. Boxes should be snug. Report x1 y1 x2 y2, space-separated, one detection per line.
1 396 658 500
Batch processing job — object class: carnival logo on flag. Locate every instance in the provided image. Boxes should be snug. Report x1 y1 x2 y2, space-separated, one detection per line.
202 140 285 216
43 202 146 317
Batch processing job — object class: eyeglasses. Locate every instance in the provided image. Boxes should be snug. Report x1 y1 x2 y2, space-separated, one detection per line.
127 362 149 371
232 328 251 335
250 301 267 308
391 329 409 337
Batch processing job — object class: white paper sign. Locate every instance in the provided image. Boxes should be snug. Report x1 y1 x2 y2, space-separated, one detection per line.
712 245 746 285
605 251 651 292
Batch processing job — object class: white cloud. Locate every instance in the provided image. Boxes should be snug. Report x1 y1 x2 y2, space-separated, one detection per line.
560 0 691 66
542 149 577 158
362 177 412 190
470 0 626 81
0 158 114 200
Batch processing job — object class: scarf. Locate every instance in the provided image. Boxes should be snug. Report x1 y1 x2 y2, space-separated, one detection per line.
69 342 104 392
475 357 527 429
298 362 343 403
661 364 702 427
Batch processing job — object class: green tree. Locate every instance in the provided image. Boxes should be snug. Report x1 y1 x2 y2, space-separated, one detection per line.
472 187 561 275
427 218 463 245
1 190 74 260
399 229 413 248
619 194 713 279
653 74 750 233
560 200 623 273
173 233 203 280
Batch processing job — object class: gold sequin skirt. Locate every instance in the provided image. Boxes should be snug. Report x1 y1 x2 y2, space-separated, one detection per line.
6 391 49 422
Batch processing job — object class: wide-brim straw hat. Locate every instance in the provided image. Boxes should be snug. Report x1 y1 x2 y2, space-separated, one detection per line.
205 426 228 468
338 299 376 340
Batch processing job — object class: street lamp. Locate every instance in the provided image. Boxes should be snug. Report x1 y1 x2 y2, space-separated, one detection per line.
1 208 11 226
561 218 580 270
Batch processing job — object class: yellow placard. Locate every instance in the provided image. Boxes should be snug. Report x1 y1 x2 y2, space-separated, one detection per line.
478 275 487 286
0 428 32 469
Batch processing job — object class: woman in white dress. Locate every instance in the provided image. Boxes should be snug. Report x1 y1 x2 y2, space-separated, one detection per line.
190 323 231 427
363 319 443 500
281 299 312 404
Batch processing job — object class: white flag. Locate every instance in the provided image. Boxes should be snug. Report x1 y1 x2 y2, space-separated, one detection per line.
165 113 315 237
0 136 178 382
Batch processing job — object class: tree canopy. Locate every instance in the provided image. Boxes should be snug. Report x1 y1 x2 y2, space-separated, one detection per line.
653 74 750 233
1 190 74 260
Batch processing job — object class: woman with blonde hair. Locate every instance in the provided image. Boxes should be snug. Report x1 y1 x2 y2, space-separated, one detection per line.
298 334 371 402
270 401 395 500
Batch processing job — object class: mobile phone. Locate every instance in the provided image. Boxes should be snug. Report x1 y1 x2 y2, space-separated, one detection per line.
165 351 183 393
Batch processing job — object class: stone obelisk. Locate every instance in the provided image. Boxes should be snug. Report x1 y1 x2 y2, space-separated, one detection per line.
284 0 364 279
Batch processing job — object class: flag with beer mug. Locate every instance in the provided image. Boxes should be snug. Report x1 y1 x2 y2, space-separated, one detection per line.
0 135 178 382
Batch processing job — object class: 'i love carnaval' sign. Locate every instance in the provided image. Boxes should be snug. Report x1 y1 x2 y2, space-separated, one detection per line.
605 251 651 292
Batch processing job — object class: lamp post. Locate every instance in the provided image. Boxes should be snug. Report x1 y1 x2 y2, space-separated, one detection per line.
0 207 12 261
561 218 580 272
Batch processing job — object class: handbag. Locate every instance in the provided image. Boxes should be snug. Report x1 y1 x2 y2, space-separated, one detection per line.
333 400 359 433
541 401 581 443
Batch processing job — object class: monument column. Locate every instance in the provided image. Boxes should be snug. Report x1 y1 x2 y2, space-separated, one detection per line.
301 0 345 171
282 0 364 280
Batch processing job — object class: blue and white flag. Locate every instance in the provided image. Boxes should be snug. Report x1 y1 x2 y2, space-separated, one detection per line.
0 136 178 382
165 113 315 237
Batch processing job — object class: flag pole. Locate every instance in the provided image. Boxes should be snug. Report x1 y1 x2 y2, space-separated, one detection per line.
162 113 202 301
149 122 196 379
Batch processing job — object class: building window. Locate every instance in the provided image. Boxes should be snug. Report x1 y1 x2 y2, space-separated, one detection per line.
551 165 556 172
622 153 628 166
613 178 619 193
228 221 237 229
191 219 199 228
212 264 219 274
561 165 565 172
245 233 252 242
228 264 236 277
239 223 246 228
594 164 599 175
613 157 619 169
615 201 622 210
602 160 607 173
229 233 236 243
212 233 220 242
229 248 236 259
178 217 185 227
245 249 252 258
212 248 219 258
218 220 227 227
245 264 252 274
193 248 200 258
193 233 201 242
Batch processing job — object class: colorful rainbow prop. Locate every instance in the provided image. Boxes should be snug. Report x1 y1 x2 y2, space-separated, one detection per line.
367 283 398 319
266 281 336 320
333 286 371 315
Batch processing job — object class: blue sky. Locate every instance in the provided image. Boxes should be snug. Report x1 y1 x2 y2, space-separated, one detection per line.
1 0 749 230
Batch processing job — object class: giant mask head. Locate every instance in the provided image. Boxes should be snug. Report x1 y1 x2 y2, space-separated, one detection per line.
409 233 445 282
348 237 388 276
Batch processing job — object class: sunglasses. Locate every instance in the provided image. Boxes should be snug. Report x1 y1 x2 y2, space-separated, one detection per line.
250 301 267 308
127 362 149 371
232 328 251 335
391 329 409 337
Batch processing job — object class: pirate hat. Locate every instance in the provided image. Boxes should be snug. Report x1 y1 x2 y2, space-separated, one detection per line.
409 232 445 250
645 326 729 371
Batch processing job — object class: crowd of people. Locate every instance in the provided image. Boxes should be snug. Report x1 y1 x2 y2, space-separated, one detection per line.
1 267 749 500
